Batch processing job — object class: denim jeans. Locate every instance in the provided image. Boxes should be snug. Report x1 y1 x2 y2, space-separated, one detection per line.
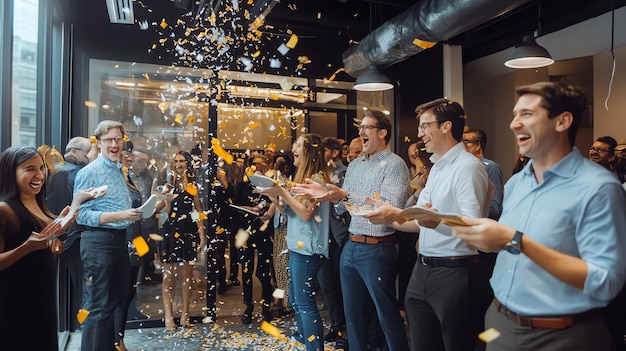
80 229 129 351
340 240 410 351
289 251 327 351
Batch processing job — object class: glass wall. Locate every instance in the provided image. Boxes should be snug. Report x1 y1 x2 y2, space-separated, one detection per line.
11 0 39 146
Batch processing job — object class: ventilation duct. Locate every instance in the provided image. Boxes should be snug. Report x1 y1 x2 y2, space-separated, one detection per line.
342 0 530 77
105 0 134 24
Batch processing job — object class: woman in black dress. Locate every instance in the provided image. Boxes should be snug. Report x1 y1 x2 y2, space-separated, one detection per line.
0 146 91 351
160 150 205 330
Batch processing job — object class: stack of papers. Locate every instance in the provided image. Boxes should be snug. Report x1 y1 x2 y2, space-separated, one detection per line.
396 207 467 226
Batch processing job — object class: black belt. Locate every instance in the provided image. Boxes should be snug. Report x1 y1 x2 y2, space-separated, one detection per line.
84 226 125 234
418 254 479 268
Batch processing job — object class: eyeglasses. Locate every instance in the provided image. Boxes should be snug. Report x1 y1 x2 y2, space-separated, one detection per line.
462 139 479 145
418 121 439 132
100 136 124 145
357 125 380 132
589 147 608 154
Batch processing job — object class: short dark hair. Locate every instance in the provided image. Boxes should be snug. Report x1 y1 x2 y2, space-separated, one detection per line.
464 127 488 151
516 82 588 146
596 136 618 157
363 109 392 144
322 137 342 151
415 98 466 142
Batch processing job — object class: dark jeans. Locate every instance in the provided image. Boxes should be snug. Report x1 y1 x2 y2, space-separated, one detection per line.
80 229 129 351
341 240 410 351
317 235 345 331
289 251 327 351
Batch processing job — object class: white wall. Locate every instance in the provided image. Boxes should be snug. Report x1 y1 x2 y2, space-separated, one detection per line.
463 6 626 181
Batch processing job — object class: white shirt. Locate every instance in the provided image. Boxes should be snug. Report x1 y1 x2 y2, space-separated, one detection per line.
416 143 489 257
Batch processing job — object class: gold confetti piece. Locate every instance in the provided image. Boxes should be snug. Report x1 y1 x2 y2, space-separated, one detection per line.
248 121 259 129
479 328 501 343
158 102 168 111
307 334 316 342
84 101 97 108
185 183 198 196
296 241 304 249
404 136 411 142
211 138 234 164
413 38 437 49
160 18 167 29
285 34 298 49
252 50 261 58
123 135 130 142
199 212 208 220
90 136 96 144
374 191 381 200
314 215 322 222
187 116 195 124
174 114 183 124
261 321 284 340
132 236 149 257
77 308 90 324
174 232 180 238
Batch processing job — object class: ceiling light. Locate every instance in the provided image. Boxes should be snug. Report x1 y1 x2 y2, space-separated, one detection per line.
353 66 394 91
504 34 554 69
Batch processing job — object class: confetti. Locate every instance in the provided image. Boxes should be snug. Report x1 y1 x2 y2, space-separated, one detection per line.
260 321 284 340
296 241 304 249
373 191 380 200
77 308 90 324
132 236 150 257
479 328 501 343
285 34 298 49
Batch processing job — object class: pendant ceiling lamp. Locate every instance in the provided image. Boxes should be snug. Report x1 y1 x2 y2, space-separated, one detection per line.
504 34 554 69
504 0 554 69
353 66 394 91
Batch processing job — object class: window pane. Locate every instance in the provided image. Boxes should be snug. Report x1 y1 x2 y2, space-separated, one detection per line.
12 0 39 146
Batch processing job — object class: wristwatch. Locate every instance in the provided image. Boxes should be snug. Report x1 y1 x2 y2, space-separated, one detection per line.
503 230 524 254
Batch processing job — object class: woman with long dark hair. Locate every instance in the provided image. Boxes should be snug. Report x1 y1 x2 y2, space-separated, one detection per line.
0 146 91 350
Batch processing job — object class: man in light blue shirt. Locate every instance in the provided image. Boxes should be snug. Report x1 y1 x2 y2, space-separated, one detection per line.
452 82 626 350
74 120 143 351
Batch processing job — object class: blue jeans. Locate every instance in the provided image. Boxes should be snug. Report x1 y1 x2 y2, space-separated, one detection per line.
289 251 327 351
340 240 410 351
80 229 129 351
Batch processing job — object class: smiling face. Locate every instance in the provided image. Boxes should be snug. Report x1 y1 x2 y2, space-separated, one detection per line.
293 136 305 168
510 93 566 163
173 154 188 175
16 154 47 199
417 110 443 156
588 141 614 168
97 127 124 162
359 116 387 156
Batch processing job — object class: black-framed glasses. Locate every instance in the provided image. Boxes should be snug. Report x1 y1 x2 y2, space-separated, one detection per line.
357 124 381 132
418 121 439 132
589 147 608 154
100 136 124 145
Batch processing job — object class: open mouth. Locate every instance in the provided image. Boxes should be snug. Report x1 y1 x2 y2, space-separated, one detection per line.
362 137 370 148
517 134 530 143
30 180 43 189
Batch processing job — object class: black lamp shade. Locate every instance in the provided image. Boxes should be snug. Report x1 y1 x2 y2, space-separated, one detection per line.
504 35 554 69
353 66 394 91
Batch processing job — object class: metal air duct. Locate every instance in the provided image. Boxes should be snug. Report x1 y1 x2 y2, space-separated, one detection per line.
343 0 530 77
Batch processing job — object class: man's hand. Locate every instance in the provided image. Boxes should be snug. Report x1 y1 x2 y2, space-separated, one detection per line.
450 217 516 252
291 179 342 202
363 197 401 224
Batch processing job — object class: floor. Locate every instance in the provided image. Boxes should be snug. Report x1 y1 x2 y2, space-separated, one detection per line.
63 255 349 351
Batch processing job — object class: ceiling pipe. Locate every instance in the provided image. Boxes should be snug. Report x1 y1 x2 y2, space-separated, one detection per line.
343 0 530 77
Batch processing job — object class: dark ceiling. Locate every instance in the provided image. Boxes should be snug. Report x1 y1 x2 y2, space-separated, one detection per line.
67 0 626 76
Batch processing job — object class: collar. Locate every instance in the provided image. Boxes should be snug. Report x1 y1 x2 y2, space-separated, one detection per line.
430 142 465 166
526 147 582 182
364 147 392 162
97 154 122 170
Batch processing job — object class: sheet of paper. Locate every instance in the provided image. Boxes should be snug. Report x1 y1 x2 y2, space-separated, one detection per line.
396 206 467 226
342 201 375 216
229 204 260 217
137 194 158 217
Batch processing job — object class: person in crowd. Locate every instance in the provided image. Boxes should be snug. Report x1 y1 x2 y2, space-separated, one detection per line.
293 110 411 351
256 133 330 351
264 143 277 168
341 141 350 165
451 81 626 351
45 136 92 332
222 161 244 286
130 147 160 285
588 135 617 172
74 120 145 351
615 139 626 184
0 146 91 351
406 141 431 206
270 151 296 317
512 154 530 175
365 99 490 351
318 136 349 347
160 150 206 330
463 127 504 220
232 156 274 324
347 137 363 163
